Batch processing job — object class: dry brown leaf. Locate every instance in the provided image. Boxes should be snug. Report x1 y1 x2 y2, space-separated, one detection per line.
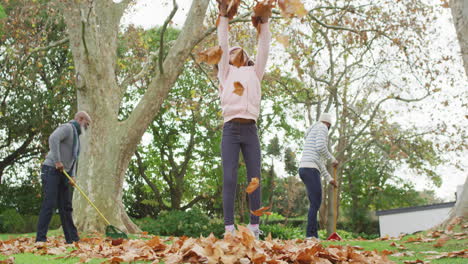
196 46 223 65
381 249 394 255
111 238 124 246
252 0 275 32
403 260 429 264
146 236 166 252
251 206 271 216
226 0 241 19
447 216 462 231
0 228 400 264
276 34 290 48
441 0 449 8
405 237 422 243
0 257 15 264
391 251 415 257
428 230 443 238
233 82 245 96
433 235 449 248
217 0 241 20
278 0 307 18
246 177 260 193
230 48 246 67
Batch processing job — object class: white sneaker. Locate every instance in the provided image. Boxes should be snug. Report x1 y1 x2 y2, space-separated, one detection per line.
224 226 236 238
247 224 263 239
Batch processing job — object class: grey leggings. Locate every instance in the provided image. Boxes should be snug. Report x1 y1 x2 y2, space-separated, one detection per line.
221 121 261 225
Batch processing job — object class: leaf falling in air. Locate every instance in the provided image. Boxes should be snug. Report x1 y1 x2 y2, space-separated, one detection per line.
276 34 290 48
226 0 241 20
440 0 449 8
245 177 259 193
196 46 223 65
230 48 245 68
278 0 307 18
251 206 271 216
251 0 275 33
233 82 245 96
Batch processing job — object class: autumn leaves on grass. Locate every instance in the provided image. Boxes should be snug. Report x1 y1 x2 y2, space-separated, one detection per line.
246 177 272 217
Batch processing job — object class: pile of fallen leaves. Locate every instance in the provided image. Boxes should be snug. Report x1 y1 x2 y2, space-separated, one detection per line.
0 226 395 264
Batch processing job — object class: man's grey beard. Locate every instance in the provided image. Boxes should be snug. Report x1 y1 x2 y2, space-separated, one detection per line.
81 126 87 136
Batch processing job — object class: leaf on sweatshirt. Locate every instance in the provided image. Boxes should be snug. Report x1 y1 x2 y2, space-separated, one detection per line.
251 207 272 216
196 46 223 65
246 177 259 193
233 82 245 96
278 0 307 18
230 48 246 68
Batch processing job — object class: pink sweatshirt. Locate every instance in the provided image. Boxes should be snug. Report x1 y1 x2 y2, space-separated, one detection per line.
217 17 271 123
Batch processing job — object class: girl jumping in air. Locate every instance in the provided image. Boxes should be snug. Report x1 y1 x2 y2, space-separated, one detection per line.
216 0 272 239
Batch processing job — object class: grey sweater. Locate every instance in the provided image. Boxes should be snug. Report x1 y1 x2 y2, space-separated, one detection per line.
43 122 80 176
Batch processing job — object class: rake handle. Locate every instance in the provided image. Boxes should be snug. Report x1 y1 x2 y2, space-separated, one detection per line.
62 170 111 226
333 167 338 233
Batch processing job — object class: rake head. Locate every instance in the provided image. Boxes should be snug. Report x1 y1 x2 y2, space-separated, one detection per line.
105 225 128 239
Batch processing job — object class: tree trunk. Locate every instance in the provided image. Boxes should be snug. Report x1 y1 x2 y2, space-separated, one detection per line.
450 0 468 76
439 175 468 229
73 122 140 232
58 0 209 233
436 0 468 227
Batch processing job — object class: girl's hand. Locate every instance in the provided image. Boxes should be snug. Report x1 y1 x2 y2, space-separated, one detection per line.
217 0 240 19
252 0 274 25
217 0 229 17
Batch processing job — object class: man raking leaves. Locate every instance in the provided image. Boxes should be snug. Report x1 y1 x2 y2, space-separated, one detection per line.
298 113 339 239
36 111 127 243
61 170 127 239
36 111 91 244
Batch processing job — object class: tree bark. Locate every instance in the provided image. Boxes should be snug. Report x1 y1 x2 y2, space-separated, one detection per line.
439 175 468 229
58 0 209 233
450 0 468 76
438 0 468 227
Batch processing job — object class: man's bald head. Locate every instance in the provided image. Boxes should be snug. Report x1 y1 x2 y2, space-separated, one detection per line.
74 111 91 130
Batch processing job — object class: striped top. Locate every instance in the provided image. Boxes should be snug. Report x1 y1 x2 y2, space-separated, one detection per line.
299 122 336 182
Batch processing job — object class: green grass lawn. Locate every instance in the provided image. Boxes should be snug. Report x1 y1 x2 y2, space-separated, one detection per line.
322 236 467 264
1 228 466 264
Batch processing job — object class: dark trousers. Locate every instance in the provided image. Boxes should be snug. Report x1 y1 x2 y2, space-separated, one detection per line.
36 165 79 243
299 167 322 238
222 121 261 225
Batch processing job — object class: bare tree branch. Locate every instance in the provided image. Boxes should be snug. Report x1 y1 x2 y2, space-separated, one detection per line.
159 0 179 74
134 151 169 210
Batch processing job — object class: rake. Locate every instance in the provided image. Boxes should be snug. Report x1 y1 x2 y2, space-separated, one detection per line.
327 167 342 241
62 170 128 239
